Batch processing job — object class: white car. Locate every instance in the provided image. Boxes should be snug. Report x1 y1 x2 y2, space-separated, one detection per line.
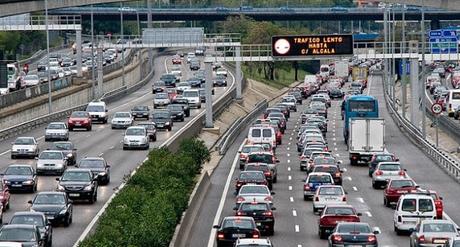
312 185 347 213
372 162 407 189
123 126 149 150
10 137 39 159
86 100 108 123
216 68 228 77
170 66 182 79
70 66 78 75
186 52 195 63
45 122 69 141
63 67 72 76
394 193 436 234
36 150 68 175
235 184 273 207
176 82 191 94
281 96 297 111
182 89 201 108
111 112 133 129
57 68 65 78
153 92 171 108
23 75 40 87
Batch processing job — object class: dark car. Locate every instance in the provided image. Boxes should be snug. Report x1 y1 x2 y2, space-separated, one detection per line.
171 97 190 117
190 60 201 70
136 122 157 141
56 168 98 203
288 91 303 104
67 111 92 131
311 164 343 185
0 224 44 247
76 157 111 185
214 216 260 247
329 88 344 99
160 74 177 88
28 192 73 227
235 171 268 193
213 75 228 87
50 141 77 166
152 80 166 94
273 105 290 119
368 153 398 177
2 164 37 192
187 78 202 88
9 212 52 247
131 105 150 120
167 105 185 122
328 222 379 247
198 88 214 103
234 202 275 236
244 163 275 189
152 110 173 131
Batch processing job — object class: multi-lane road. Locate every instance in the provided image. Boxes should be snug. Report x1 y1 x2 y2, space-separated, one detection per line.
188 73 460 246
0 53 234 247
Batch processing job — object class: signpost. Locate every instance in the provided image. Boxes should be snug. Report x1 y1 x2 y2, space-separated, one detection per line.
429 29 458 54
431 102 443 147
271 34 353 58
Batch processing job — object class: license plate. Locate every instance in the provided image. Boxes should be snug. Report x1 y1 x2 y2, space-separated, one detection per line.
11 184 22 187
232 234 246 238
434 239 447 244
69 193 80 197
325 197 337 201
403 220 415 224
348 245 361 247
75 123 81 126
47 216 54 220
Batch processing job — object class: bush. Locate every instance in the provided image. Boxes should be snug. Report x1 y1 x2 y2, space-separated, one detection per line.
79 138 210 247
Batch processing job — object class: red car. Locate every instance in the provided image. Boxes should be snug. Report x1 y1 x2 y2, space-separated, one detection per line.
269 124 283 145
172 55 181 64
0 182 10 210
318 205 361 239
383 178 418 207
235 171 268 193
67 111 92 131
411 189 444 219
167 88 177 102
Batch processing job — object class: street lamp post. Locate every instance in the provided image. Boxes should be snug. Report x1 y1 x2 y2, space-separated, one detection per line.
91 4 96 100
45 0 52 114
120 2 125 87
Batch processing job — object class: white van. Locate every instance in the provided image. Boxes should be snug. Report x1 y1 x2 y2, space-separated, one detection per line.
319 64 330 80
247 126 276 147
304 75 317 92
393 194 436 234
86 100 108 123
446 89 460 116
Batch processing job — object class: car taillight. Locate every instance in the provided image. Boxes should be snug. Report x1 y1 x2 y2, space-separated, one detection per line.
236 197 245 203
300 155 306 160
335 172 341 177
399 171 406 176
387 188 396 194
252 231 260 238
367 235 376 242
264 196 272 201
83 119 88 123
68 120 73 123
418 235 425 243
375 170 383 176
263 211 273 216
435 201 442 207
264 171 271 177
352 155 358 160
236 182 242 187
217 233 224 239
239 154 246 160
236 211 245 216
304 184 310 190
332 234 342 242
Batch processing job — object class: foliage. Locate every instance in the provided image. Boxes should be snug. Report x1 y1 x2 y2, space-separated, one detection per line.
79 138 210 247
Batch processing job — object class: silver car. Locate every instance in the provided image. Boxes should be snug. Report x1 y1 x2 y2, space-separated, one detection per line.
123 126 149 150
409 220 459 247
45 122 69 142
371 162 407 189
235 184 273 208
11 137 39 159
153 93 171 108
111 112 133 129
36 150 68 175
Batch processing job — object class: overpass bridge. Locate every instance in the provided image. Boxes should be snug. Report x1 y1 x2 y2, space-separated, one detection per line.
384 0 460 11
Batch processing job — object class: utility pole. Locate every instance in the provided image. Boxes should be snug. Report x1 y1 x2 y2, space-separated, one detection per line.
91 4 96 100
45 0 52 113
421 5 427 138
402 6 407 119
120 2 125 87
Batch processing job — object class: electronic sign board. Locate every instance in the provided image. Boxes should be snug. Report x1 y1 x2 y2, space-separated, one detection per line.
272 34 353 57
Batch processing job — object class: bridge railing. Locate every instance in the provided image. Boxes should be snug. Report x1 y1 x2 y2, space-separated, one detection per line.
0 15 81 26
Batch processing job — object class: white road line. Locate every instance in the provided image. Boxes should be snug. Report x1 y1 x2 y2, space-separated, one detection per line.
333 137 336 141
290 197 294 202
288 167 291 171
287 159 290 163
346 176 352 181
287 153 290 157
288 186 293 191
292 209 297 217
334 147 338 151
288 175 292 181
288 142 291 145
109 146 115 149
287 147 290 151
207 142 245 247
36 136 45 140
295 225 300 232
0 150 10 156
298 245 302 247
342 167 346 172
366 211 373 217
333 142 337 146
294 125 298 128
357 197 365 203
353 186 358 191
336 154 340 157
289 137 293 140
333 133 336 136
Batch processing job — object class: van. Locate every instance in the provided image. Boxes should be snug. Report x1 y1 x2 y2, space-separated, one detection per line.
304 75 317 93
446 89 460 116
319 64 330 80
247 126 276 147
393 194 436 234
86 100 108 123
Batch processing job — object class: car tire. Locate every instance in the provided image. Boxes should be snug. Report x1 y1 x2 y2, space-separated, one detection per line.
319 228 327 239
69 127 73 131
87 126 92 131
64 215 71 227
181 117 185 122
273 175 277 183
304 195 309 201
198 105 201 109
384 197 391 207
313 206 318 213
10 154 15 159
394 225 402 235
153 135 157 142
168 126 172 131
372 182 378 189
267 228 274 236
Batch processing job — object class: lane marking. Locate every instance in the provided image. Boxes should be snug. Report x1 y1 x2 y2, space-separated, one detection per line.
342 167 346 172
287 159 290 163
295 225 300 232
292 209 297 217
333 142 337 146
334 147 338 151
336 154 340 157
357 197 365 203
287 147 290 151
353 186 358 191
346 176 352 181
366 211 373 217
289 137 293 140
288 175 292 181
288 167 291 171
0 150 10 156
109 146 115 149
288 142 291 145
287 153 290 157
288 186 293 191
99 152 104 156
290 197 294 202
37 136 45 140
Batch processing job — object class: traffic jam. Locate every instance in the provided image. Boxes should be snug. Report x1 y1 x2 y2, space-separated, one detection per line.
213 59 460 247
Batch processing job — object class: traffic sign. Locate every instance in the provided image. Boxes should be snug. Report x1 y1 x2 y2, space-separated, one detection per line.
431 103 443 115
429 29 458 54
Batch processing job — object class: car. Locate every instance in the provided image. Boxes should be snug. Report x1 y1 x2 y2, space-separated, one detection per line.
9 212 52 247
328 222 379 247
245 151 279 169
195 46 205 56
409 220 459 246
235 184 273 208
111 112 133 129
152 110 173 131
122 126 150 150
190 60 201 70
130 105 150 120
160 74 177 88
394 193 437 235
0 224 44 247
238 145 265 169
170 65 182 79
153 92 171 108
56 168 98 203
167 104 185 122
445 236 460 246
280 97 297 112
214 216 260 247
182 89 201 108
186 52 196 63
176 82 191 95
44 122 69 141
2 164 37 193
263 108 283 119
312 185 347 213
234 202 276 235
245 163 276 189
136 122 157 142
318 205 361 239
152 80 166 94
23 74 40 87
235 171 268 193
28 192 73 226
234 238 272 247
410 188 444 219
67 111 92 131
50 141 76 166
85 100 108 123
368 153 398 177
383 178 418 207
213 75 227 87
329 87 344 99
372 162 407 189
306 155 336 173
288 91 303 104
10 137 39 159
171 97 190 117
311 165 343 185
216 68 228 77
198 88 215 103
303 172 334 201
172 55 181 64
36 150 68 175
77 157 111 185
187 77 202 88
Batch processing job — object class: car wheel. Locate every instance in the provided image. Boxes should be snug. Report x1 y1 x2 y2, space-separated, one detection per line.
267 228 274 236
304 195 309 201
168 126 172 131
394 225 401 235
319 228 327 239
273 175 277 183
105 177 110 185
181 117 185 122
153 135 157 142
384 197 391 207
69 127 73 131
10 154 15 159
5 201 9 210
372 181 378 189
64 215 71 227
313 206 318 213
87 126 92 131
198 105 201 109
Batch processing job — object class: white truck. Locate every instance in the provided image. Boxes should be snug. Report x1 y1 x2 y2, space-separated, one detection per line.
334 60 349 81
7 64 22 90
349 118 385 166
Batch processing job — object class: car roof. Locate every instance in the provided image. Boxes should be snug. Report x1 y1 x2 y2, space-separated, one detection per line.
420 219 453 225
7 164 33 168
308 172 332 176
64 168 92 173
236 238 272 245
1 224 37 230
127 126 146 130
399 193 433 200
12 211 45 217
88 101 106 106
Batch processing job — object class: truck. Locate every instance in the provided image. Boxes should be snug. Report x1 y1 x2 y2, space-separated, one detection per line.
351 65 368 87
349 118 385 166
334 60 349 81
7 64 23 90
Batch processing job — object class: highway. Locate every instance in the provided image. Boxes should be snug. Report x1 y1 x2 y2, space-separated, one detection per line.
0 53 234 247
188 73 460 246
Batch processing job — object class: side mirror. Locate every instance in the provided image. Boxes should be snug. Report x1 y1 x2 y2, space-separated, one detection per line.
372 227 381 234
357 212 362 216
107 165 111 168
271 191 276 195
55 177 60 181
105 109 108 112
395 158 400 161
271 207 277 210
403 169 407 171
35 157 39 160
28 200 33 204
233 207 238 210
440 196 443 200
68 200 73 204
213 225 220 229
276 159 280 163
337 160 343 164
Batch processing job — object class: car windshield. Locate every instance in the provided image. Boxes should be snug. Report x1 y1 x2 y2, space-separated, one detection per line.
222 218 254 229
314 157 335 165
423 223 456 233
241 146 263 154
319 187 343 195
245 165 269 172
240 203 269 212
0 228 36 242
33 194 65 205
39 152 62 160
306 136 324 143
53 142 72 150
47 123 65 129
167 105 182 111
303 148 323 156
239 186 269 194
14 138 34 145
376 155 394 162
10 215 45 227
86 105 104 112
61 171 91 182
71 111 87 118
155 93 168 99
114 112 130 118
183 91 199 97
337 224 371 233
5 166 32 176
239 172 264 180
308 175 331 183
390 180 414 188
325 207 355 215
137 124 154 130
153 112 170 119
79 159 105 168
126 128 145 136
379 164 401 171
247 154 273 164
314 166 338 173
133 106 148 111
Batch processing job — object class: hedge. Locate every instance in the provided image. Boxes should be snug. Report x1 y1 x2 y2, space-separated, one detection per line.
79 138 210 247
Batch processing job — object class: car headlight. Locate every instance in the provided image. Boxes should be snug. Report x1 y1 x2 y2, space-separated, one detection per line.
98 172 106 176
23 180 34 185
56 184 65 191
124 137 129 143
165 122 170 125
66 153 73 158
3 180 9 185
59 208 67 215
177 113 183 116
83 185 93 191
